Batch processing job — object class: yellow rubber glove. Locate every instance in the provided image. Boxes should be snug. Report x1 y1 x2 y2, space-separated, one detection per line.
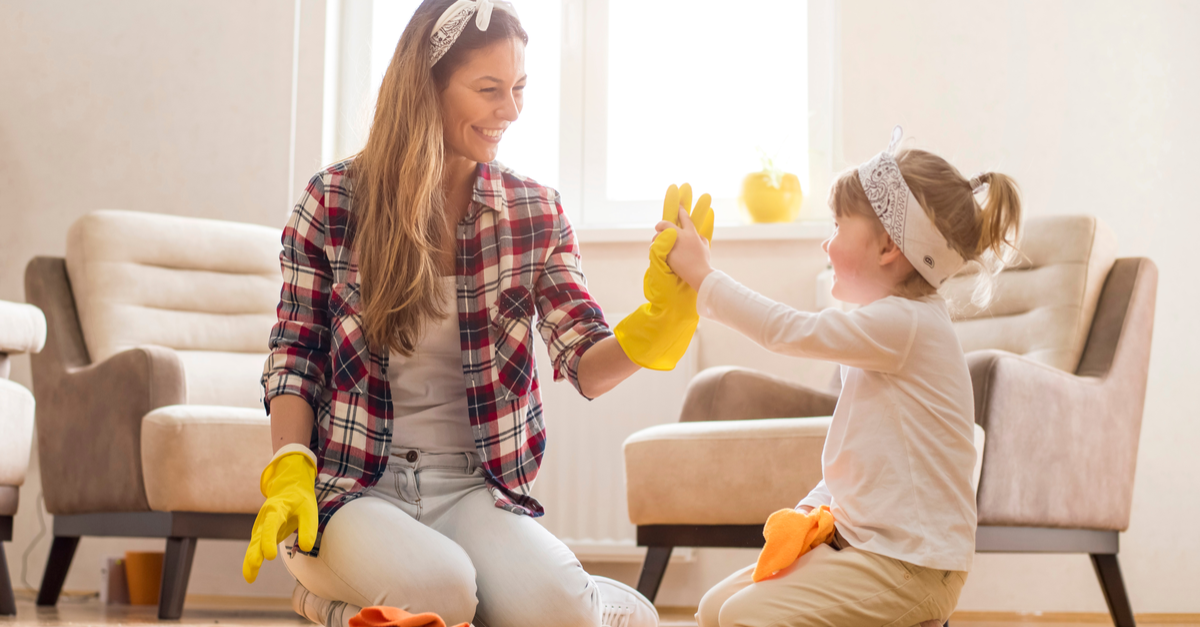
242 446 318 583
752 505 836 582
614 183 715 371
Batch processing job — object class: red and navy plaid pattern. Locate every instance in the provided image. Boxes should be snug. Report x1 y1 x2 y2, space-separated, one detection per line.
262 160 611 555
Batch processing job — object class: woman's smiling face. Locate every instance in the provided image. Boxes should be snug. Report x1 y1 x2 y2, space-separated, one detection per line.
439 36 526 164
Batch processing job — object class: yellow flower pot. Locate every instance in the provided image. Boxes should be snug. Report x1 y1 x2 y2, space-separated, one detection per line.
739 171 804 223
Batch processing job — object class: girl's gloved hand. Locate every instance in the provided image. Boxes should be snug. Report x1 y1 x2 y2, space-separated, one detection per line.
753 505 836 582
614 184 715 371
242 445 319 583
655 191 716 290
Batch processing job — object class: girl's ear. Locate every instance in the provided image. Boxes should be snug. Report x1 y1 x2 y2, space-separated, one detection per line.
878 233 905 266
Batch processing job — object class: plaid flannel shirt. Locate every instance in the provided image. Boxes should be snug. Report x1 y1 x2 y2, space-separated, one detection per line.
262 160 612 555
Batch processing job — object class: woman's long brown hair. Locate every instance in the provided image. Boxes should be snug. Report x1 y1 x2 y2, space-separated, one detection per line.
351 0 526 355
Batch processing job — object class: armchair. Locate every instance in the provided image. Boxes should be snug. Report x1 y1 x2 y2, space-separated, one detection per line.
25 210 282 619
624 216 1155 627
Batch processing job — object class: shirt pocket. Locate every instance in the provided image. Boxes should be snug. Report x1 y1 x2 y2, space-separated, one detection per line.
328 282 369 395
489 285 536 401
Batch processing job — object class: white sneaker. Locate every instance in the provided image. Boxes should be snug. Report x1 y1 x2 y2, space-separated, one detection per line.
594 576 658 627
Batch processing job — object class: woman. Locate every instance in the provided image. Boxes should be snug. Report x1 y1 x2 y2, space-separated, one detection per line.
241 1 708 625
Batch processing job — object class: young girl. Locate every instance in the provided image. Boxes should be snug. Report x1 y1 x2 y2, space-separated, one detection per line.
658 127 1021 627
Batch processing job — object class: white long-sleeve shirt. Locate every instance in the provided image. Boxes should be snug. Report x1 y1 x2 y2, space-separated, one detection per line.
697 271 978 572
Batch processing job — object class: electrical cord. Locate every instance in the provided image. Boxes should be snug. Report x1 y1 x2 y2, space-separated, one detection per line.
15 490 98 603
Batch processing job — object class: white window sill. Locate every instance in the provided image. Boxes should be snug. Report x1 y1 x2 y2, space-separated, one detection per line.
575 220 833 244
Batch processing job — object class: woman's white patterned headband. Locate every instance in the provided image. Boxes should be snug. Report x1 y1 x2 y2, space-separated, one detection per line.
429 0 519 67
857 126 965 287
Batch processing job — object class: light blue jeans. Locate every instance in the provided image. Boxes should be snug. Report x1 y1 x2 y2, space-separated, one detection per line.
284 450 602 627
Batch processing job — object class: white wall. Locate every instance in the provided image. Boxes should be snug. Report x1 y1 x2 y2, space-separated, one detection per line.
2 0 1197 614
0 0 325 598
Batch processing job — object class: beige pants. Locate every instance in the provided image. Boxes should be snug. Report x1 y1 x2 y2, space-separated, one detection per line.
697 537 966 627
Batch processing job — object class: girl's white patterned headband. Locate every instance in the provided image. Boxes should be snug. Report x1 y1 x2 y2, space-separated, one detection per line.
857 126 965 287
429 0 519 67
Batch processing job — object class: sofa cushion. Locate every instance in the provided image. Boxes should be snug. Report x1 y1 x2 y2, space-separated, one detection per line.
66 210 280 409
0 378 35 488
944 215 1116 373
140 405 273 513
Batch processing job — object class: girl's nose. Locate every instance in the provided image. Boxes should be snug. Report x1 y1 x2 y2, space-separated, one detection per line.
821 237 831 254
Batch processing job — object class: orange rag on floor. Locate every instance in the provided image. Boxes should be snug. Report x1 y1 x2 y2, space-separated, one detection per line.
752 505 836 582
348 606 469 627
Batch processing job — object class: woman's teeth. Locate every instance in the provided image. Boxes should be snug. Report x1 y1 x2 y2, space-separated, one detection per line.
479 128 503 139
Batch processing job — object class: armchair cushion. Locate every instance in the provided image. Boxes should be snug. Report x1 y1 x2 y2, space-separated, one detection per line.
141 405 272 513
0 300 47 355
624 417 829 526
0 378 35 488
625 417 985 528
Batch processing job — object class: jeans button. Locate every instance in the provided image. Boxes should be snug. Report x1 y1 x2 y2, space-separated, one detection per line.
406 450 419 463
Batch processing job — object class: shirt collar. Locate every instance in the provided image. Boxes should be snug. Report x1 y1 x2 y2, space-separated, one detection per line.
470 161 509 215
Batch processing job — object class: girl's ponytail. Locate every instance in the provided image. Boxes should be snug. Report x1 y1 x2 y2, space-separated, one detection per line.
975 172 1022 263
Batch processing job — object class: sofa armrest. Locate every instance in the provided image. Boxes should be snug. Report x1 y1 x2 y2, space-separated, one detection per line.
680 366 838 423
0 300 47 355
969 349 1138 530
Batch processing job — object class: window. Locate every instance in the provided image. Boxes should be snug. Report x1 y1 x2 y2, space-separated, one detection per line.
324 0 835 229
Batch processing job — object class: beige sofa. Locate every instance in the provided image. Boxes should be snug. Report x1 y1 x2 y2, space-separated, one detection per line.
624 216 1155 627
0 300 46 615
25 210 281 619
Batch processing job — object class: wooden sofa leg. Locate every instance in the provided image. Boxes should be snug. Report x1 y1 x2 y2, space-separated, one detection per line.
636 546 673 602
159 537 198 620
0 540 16 615
1091 553 1136 627
36 536 79 606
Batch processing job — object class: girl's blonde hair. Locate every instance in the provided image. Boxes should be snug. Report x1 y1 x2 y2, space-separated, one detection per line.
351 0 526 355
829 148 1022 307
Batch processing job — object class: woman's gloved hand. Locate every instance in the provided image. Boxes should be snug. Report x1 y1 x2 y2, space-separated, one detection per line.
614 183 715 371
752 505 836 582
242 444 319 583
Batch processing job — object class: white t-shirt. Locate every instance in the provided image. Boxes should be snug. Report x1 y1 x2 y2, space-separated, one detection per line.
387 277 476 455
697 271 978 572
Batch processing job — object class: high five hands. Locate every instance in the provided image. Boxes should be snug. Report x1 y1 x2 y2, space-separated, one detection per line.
613 183 715 371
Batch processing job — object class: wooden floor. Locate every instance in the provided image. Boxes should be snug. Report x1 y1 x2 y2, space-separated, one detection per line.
2 595 1197 626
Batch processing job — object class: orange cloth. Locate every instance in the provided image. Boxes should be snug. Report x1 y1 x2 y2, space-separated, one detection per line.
348 606 468 627
752 505 836 582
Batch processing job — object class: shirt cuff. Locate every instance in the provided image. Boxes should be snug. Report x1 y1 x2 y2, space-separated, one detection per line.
695 270 728 319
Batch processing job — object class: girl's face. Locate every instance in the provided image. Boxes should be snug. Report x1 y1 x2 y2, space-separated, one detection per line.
439 37 526 165
822 211 893 305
